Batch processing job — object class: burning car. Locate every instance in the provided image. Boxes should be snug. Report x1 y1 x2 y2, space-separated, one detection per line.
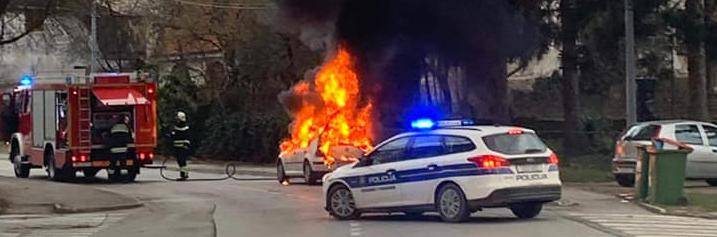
277 138 364 185
278 47 374 184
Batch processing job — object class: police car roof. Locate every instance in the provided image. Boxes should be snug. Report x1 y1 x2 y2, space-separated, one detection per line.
399 125 536 137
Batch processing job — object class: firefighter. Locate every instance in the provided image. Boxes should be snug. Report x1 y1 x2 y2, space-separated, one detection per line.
171 111 191 181
108 115 132 180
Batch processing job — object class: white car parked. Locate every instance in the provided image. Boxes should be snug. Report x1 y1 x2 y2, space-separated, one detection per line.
612 120 717 187
322 120 562 222
277 139 363 184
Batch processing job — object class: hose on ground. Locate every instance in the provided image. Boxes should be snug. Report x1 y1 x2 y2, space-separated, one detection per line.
145 157 275 182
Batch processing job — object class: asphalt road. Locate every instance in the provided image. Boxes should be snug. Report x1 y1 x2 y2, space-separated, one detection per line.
0 160 615 237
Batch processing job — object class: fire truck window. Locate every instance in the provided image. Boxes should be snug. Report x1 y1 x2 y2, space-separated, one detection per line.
1 94 9 107
22 92 31 114
57 92 67 119
14 93 22 113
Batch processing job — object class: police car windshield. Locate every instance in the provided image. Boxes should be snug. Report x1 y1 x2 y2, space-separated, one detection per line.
482 132 547 155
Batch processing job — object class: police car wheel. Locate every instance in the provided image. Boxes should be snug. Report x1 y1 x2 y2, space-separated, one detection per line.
509 202 543 219
277 162 288 184
328 185 359 220
436 183 470 222
304 161 319 185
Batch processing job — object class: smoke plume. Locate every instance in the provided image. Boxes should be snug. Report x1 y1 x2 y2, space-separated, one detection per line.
277 0 541 127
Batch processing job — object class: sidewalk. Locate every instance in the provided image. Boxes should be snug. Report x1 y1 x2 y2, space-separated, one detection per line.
554 184 653 215
554 184 717 236
567 181 717 219
0 176 142 215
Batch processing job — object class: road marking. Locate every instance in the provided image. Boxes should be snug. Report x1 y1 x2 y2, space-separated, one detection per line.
569 213 717 237
0 213 127 237
349 221 362 236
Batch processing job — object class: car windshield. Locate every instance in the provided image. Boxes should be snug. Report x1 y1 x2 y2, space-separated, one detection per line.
482 132 548 155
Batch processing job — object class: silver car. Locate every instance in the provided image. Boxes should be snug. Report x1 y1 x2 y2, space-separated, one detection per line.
612 120 717 187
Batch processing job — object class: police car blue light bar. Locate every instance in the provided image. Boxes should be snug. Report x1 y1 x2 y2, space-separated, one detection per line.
411 118 477 129
411 118 435 129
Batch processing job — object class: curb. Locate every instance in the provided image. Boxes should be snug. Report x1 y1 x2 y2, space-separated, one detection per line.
636 202 667 214
164 166 275 177
53 202 144 214
635 201 717 219
51 187 145 214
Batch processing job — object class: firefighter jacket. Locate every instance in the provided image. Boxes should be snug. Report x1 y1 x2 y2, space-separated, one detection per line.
171 122 191 150
109 122 132 153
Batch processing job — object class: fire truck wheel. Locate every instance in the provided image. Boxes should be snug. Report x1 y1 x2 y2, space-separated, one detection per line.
83 168 100 178
123 170 138 183
11 143 29 178
108 170 123 183
45 151 74 181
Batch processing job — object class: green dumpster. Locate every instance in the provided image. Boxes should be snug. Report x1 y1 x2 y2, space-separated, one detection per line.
646 148 691 205
634 145 650 200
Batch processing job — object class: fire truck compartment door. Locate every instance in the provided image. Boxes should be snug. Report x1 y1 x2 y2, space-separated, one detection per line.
31 90 57 147
92 88 149 106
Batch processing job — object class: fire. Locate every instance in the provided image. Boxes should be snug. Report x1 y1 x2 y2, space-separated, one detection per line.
280 47 374 166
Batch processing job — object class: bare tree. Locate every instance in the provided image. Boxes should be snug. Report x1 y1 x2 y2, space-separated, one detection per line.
0 0 57 45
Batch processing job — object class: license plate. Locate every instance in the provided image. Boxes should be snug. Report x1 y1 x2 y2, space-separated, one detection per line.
516 164 543 173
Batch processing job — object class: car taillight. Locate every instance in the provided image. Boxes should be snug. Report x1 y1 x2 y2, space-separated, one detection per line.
615 143 624 156
72 156 78 162
139 153 146 160
467 155 510 169
549 152 559 164
148 153 154 159
81 155 87 162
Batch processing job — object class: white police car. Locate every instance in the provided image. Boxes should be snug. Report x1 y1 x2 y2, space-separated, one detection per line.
322 119 562 222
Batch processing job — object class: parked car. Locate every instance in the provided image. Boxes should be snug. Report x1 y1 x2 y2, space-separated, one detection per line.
612 120 717 187
277 139 363 185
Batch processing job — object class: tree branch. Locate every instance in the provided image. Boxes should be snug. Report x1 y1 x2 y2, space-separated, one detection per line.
0 0 56 45
507 63 528 78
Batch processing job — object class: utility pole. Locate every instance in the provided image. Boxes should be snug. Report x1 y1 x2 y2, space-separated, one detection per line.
624 0 638 126
89 0 98 74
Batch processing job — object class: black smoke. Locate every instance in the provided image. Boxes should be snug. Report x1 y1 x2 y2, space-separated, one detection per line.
278 0 541 126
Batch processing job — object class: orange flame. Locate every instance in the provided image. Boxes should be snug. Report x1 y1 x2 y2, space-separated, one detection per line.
280 47 374 166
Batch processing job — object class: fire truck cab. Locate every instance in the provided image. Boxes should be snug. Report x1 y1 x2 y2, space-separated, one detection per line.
3 70 157 182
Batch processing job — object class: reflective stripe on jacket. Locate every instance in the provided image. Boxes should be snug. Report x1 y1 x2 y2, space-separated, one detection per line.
109 123 132 153
171 124 191 150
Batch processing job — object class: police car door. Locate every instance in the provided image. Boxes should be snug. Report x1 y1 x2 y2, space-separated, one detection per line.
399 135 450 206
355 137 410 208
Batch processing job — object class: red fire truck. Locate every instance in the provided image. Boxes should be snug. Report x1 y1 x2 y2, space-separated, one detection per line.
2 70 157 182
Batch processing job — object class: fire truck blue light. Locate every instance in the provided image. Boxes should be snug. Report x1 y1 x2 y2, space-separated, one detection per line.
20 75 33 86
411 118 435 129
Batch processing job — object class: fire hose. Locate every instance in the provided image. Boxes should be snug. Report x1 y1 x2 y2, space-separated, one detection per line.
143 157 275 182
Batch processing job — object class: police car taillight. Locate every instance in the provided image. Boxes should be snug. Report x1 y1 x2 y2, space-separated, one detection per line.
467 155 510 169
507 129 523 135
549 152 559 165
